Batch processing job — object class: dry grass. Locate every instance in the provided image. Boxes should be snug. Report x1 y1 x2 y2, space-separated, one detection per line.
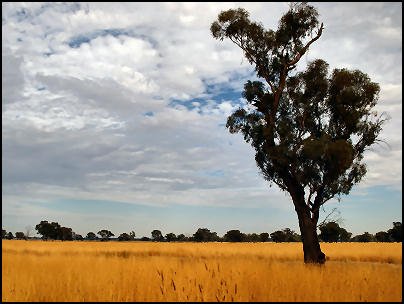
2 240 402 302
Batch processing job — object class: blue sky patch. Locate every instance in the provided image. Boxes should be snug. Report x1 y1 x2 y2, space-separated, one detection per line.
144 111 154 117
67 28 132 48
15 8 30 22
2 2 401 239
169 82 244 113
202 170 225 177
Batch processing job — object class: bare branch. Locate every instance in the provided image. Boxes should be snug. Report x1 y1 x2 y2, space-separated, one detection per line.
317 207 341 228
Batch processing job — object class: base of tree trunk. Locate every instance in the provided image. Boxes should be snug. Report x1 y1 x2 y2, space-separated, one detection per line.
303 248 326 264
297 211 326 264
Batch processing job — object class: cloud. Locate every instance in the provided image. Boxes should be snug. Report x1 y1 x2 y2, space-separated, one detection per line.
2 51 26 105
2 2 402 233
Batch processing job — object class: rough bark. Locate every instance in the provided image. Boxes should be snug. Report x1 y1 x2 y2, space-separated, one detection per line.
292 194 326 264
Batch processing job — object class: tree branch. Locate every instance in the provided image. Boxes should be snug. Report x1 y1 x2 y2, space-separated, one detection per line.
287 23 324 67
307 186 315 207
317 207 341 228
229 36 276 93
311 183 325 214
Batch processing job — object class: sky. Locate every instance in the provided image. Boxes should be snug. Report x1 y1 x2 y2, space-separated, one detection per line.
2 2 402 238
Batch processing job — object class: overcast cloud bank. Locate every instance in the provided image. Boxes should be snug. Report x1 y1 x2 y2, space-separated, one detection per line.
2 2 401 235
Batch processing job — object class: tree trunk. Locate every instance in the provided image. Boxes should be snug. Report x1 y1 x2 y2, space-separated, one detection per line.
295 206 326 264
284 174 326 264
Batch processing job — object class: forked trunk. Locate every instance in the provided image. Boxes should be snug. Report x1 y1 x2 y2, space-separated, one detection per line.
295 206 326 264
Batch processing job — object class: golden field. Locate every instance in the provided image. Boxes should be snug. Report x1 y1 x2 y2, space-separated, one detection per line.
2 240 402 302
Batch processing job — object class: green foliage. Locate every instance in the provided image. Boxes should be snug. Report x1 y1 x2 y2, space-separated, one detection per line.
351 232 375 242
351 222 401 242
244 233 260 242
15 232 26 239
129 231 136 239
118 233 132 241
387 222 402 242
75 234 84 241
224 229 244 242
151 229 164 241
86 232 97 240
176 234 186 241
35 220 62 240
375 231 390 242
259 232 270 242
5 222 401 243
60 227 73 241
97 229 114 241
319 222 352 242
270 228 301 242
193 228 220 242
270 230 286 242
211 3 320 83
339 227 352 242
165 233 177 242
212 3 386 213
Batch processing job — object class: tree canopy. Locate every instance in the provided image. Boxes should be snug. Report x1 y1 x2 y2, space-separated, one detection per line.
270 228 301 242
3 220 401 243
212 3 385 210
224 229 244 242
86 232 97 240
387 222 402 242
151 229 164 241
97 230 114 241
193 228 220 242
15 232 26 240
319 222 352 242
118 233 132 241
211 2 386 263
35 221 61 240
165 233 177 242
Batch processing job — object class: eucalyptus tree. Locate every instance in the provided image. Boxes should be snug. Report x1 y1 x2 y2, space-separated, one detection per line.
97 229 114 241
211 3 386 263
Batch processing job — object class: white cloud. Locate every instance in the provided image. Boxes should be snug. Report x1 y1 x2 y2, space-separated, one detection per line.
2 2 402 233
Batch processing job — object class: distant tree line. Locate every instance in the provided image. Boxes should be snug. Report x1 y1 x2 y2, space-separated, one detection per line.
2 221 402 243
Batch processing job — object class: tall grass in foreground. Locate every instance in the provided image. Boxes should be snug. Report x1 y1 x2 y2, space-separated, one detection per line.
2 241 402 302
